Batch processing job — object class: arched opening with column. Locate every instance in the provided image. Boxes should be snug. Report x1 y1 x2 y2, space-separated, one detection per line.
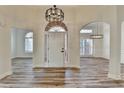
44 21 68 67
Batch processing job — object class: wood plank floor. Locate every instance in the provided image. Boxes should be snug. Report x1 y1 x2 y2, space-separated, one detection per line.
0 57 124 88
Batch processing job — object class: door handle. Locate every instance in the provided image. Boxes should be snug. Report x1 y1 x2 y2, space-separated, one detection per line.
61 48 64 53
61 50 64 52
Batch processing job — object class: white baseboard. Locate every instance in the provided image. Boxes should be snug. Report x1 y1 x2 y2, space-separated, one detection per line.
11 57 17 59
11 57 33 59
33 64 42 68
0 71 12 79
33 64 80 69
108 73 121 80
65 64 80 68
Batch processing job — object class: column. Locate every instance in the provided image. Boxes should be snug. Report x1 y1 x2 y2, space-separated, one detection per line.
108 21 121 80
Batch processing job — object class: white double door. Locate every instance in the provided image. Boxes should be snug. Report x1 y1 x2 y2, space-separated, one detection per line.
47 32 65 67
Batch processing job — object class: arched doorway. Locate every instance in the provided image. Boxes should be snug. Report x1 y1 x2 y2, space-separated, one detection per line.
80 22 110 59
79 21 111 80
44 21 68 67
11 27 33 58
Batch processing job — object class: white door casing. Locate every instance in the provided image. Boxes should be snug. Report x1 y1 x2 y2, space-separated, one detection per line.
48 32 65 67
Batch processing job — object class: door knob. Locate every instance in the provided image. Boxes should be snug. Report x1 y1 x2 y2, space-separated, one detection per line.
61 50 64 52
61 48 64 53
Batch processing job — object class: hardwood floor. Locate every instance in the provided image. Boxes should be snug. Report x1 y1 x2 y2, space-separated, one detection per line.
0 57 124 88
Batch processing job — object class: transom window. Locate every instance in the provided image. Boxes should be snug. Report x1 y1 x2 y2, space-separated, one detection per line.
80 29 92 33
49 26 65 32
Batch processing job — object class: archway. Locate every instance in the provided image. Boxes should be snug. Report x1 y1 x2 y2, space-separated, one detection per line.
11 27 33 58
80 22 110 59
79 21 111 80
44 21 68 67
11 27 34 76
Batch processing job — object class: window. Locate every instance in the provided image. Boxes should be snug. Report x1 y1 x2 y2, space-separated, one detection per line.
80 29 92 33
80 29 93 56
49 26 65 32
25 32 33 53
80 39 93 56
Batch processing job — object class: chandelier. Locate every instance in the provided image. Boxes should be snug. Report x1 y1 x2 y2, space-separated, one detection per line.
90 34 103 39
90 22 103 39
45 5 64 22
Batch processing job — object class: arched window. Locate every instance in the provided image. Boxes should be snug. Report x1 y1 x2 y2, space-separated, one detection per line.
80 29 92 33
25 32 33 53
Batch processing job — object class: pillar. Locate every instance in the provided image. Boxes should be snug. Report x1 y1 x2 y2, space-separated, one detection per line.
108 21 121 79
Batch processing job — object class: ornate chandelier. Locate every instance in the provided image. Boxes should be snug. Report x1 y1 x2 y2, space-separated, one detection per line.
45 5 64 22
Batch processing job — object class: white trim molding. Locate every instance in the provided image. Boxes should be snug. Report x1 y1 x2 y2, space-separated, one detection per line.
65 64 80 69
32 64 43 68
0 71 12 80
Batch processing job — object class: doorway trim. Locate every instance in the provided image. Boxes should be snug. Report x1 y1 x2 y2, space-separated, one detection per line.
44 21 68 67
